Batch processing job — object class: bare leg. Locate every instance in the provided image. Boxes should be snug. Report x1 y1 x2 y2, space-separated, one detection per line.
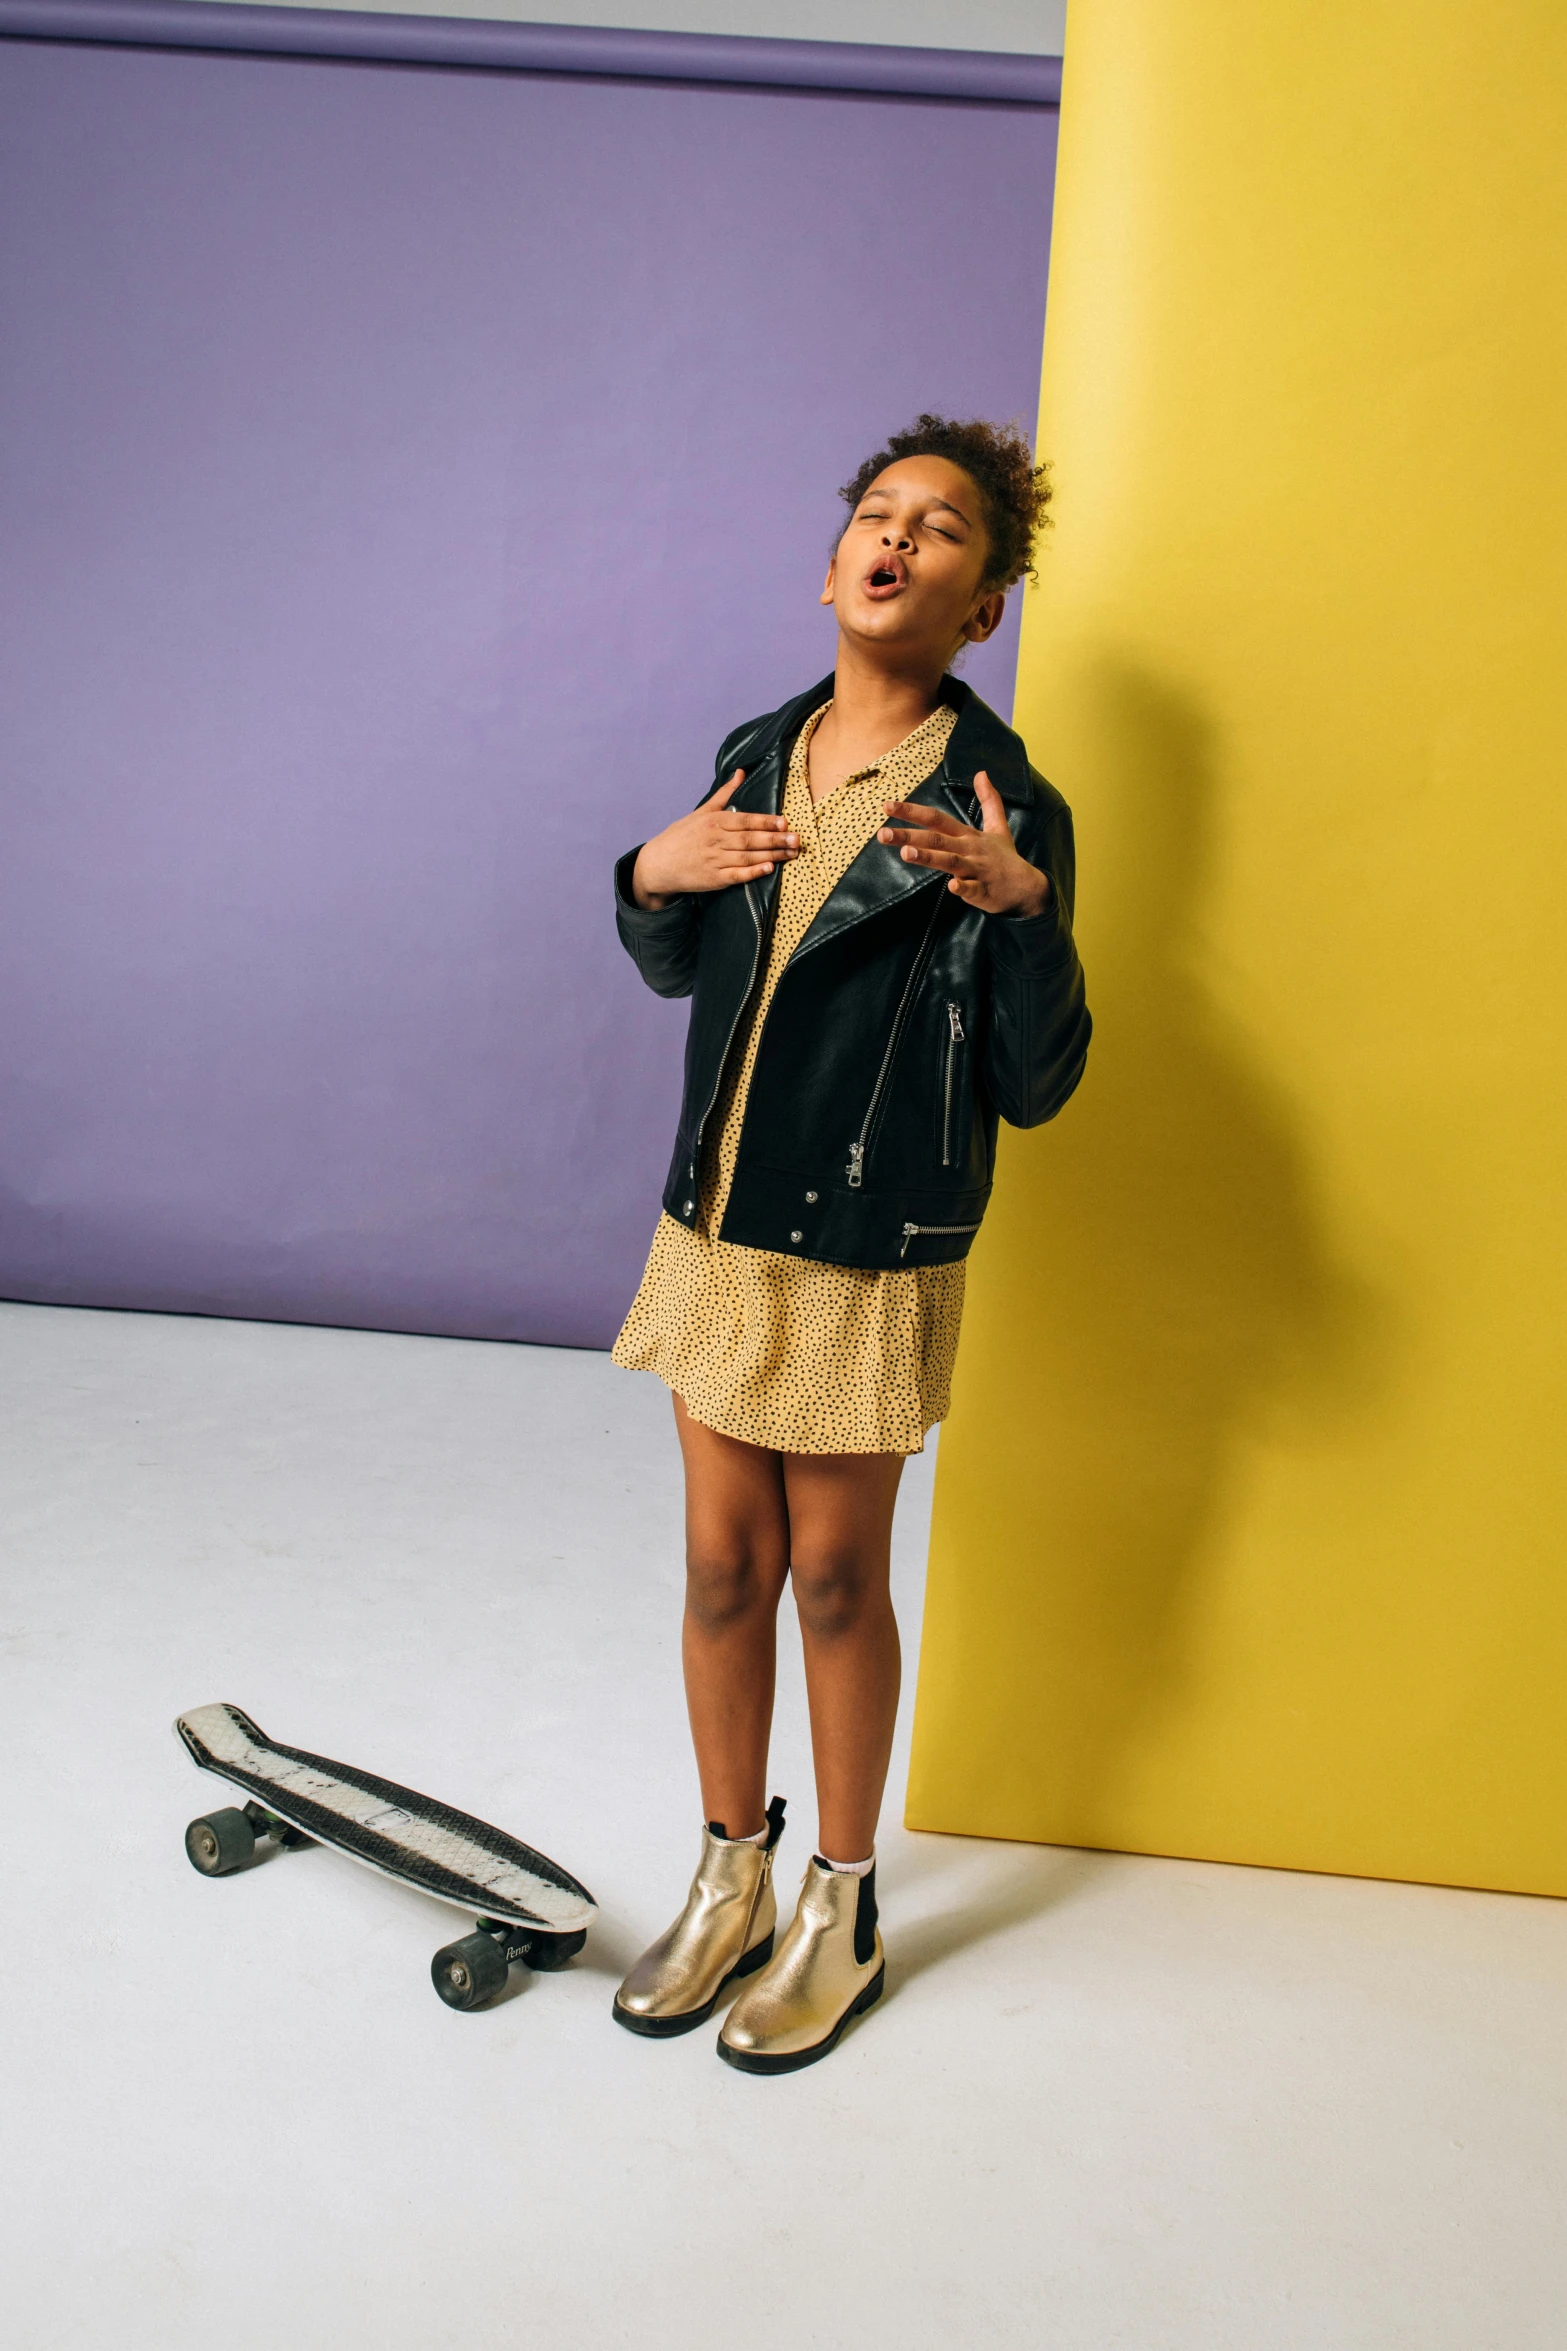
673 1395 791 1838
782 1450 907 1862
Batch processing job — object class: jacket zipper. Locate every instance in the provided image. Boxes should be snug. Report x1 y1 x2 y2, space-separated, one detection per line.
900 1219 982 1260
846 893 945 1187
941 1001 965 1167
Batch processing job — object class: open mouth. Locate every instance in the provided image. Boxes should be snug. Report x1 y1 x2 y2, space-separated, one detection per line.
862 556 907 599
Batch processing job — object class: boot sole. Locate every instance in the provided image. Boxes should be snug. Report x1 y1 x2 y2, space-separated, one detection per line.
716 1963 885 2075
612 1930 776 2038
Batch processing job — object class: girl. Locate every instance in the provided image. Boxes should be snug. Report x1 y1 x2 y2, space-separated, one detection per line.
609 415 1090 2072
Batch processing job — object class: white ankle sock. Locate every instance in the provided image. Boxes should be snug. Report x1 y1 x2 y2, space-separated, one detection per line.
819 1851 874 1877
710 1820 769 1846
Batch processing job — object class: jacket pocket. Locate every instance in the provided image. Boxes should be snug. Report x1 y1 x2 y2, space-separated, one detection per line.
900 1218 982 1261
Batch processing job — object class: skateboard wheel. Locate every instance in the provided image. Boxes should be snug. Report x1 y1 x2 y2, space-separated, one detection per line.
431 1930 508 2011
185 1807 257 1877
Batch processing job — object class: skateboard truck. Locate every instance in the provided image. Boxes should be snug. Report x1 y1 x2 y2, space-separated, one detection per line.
184 1800 312 1877
430 1918 589 2012
245 1800 313 1848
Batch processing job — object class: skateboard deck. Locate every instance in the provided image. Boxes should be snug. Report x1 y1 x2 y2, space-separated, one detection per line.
177 1701 596 2008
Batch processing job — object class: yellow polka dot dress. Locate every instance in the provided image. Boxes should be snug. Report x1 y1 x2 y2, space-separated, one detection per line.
612 701 966 1455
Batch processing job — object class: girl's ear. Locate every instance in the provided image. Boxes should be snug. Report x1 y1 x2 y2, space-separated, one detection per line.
820 554 837 608
962 589 1007 645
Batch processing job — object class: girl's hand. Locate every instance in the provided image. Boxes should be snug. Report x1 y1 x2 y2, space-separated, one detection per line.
877 770 1051 917
632 770 800 908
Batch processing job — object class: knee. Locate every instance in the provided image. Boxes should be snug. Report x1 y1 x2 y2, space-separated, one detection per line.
790 1554 877 1643
685 1550 776 1637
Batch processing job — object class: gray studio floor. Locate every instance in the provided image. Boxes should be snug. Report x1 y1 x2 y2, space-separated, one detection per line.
3 1299 1564 2350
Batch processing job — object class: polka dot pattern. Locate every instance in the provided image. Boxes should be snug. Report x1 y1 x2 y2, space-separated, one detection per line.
612 700 966 1456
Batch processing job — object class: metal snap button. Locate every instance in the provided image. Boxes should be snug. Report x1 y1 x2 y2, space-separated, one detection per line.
789 1230 803 1244
683 1200 694 1215
804 1190 818 1203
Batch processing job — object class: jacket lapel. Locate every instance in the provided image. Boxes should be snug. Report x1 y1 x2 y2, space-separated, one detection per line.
942 680 1034 805
788 771 948 959
721 677 831 926
733 744 786 928
726 743 785 818
788 685 1033 960
714 675 1034 959
724 675 833 808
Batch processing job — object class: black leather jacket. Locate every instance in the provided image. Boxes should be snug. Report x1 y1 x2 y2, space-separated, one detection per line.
614 674 1090 1271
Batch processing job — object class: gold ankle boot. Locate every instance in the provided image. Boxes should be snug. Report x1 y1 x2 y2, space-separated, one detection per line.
613 1797 785 2037
717 1857 884 2074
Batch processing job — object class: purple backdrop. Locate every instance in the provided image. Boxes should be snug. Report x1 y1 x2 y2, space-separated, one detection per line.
0 36 1056 1346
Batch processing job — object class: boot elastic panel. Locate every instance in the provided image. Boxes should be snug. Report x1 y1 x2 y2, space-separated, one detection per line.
707 1797 785 1845
854 1865 878 1967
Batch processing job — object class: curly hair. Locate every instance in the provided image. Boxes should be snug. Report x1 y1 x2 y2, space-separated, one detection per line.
838 413 1051 591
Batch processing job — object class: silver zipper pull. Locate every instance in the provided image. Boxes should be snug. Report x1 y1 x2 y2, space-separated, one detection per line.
847 1141 865 1188
900 1221 919 1259
947 1002 965 1042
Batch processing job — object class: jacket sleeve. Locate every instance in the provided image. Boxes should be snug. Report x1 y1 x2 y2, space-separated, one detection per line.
613 846 705 1000
982 792 1092 1127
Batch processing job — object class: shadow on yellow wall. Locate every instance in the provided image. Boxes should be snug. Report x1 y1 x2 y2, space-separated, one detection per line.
909 0 1567 1896
910 657 1396 1847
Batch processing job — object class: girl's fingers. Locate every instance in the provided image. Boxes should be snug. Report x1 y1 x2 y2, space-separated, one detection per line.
710 849 796 872
900 844 976 874
902 841 972 869
882 798 964 835
973 770 1009 834
721 818 796 846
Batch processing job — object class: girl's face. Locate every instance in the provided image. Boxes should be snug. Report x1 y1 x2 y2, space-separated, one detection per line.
822 456 1006 667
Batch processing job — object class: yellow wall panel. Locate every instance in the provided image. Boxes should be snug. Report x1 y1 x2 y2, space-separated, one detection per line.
907 0 1567 1894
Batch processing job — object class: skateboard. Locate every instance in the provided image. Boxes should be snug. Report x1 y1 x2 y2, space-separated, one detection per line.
176 1702 596 2009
